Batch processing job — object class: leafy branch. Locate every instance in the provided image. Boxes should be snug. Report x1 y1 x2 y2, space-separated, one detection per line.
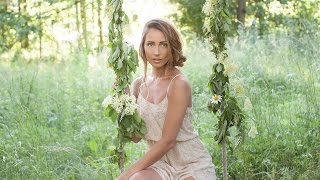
203 0 246 179
105 0 146 173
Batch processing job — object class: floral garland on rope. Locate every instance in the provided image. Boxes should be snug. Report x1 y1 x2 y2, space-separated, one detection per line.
203 0 246 179
103 0 146 173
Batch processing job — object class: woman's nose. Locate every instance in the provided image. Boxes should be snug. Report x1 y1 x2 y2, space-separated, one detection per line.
153 46 160 55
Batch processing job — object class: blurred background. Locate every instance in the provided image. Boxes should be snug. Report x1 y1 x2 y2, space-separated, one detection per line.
0 0 319 179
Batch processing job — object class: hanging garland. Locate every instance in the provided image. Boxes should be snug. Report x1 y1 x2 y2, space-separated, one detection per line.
203 0 246 179
103 0 146 173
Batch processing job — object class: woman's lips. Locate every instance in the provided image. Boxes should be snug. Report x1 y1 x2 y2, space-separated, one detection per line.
153 59 162 63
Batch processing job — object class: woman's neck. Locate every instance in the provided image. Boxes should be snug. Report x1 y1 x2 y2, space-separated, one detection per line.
151 67 176 79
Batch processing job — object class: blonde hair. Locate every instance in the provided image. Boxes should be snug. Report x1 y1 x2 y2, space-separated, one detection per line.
139 19 186 80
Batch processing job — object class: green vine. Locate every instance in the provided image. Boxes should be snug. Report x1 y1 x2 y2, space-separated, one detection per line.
203 0 246 179
105 0 146 173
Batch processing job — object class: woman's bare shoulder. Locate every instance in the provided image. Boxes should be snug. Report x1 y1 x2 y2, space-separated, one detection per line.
132 76 144 97
168 74 191 96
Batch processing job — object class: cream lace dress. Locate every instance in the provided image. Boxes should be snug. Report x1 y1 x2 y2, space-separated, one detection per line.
137 75 216 180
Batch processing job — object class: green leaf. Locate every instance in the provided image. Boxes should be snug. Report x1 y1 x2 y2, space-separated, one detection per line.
121 116 131 128
106 107 118 122
112 46 120 60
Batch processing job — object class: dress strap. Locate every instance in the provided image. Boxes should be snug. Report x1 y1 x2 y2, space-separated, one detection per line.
166 74 181 94
138 78 150 100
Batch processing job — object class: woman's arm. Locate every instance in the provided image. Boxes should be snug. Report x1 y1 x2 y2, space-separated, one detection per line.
119 77 192 179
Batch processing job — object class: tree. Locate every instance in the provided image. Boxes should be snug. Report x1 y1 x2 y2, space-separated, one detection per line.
18 0 29 48
170 0 320 37
75 0 83 49
0 0 8 42
80 0 89 50
0 0 38 53
169 0 206 37
237 0 246 25
97 0 103 50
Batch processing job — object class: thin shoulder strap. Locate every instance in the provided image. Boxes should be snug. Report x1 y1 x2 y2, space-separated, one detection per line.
138 77 150 99
166 74 181 94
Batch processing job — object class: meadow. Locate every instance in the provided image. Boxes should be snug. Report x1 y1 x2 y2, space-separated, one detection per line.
0 30 319 179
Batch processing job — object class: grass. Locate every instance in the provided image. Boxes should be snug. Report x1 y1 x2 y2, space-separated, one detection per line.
0 30 319 179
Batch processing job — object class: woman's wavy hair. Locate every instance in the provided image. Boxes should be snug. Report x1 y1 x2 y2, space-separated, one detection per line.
139 19 186 79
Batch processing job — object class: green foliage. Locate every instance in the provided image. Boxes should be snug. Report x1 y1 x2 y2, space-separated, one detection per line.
169 0 206 37
0 10 38 52
106 0 146 172
170 0 320 37
0 30 319 179
203 0 245 145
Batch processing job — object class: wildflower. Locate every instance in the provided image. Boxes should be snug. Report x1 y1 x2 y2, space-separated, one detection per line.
122 94 138 115
211 94 222 104
248 125 258 138
202 0 212 16
102 96 113 108
112 97 124 113
203 18 211 31
3 156 5 162
244 98 253 111
216 52 224 63
223 63 238 76
124 103 138 115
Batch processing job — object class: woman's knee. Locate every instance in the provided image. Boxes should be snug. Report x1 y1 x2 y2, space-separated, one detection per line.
129 169 161 180
129 172 146 180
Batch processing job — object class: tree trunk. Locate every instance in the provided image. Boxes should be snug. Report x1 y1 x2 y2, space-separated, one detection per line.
80 0 89 50
97 0 103 50
75 0 82 49
91 1 95 23
237 0 246 25
74 0 83 49
38 1 42 59
19 0 29 48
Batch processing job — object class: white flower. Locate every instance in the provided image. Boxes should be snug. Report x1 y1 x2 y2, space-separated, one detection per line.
211 94 222 104
248 125 258 138
124 103 138 115
103 94 138 115
203 18 211 31
123 95 138 115
202 0 212 16
111 97 124 113
3 156 5 162
217 52 225 63
102 96 113 108
244 98 253 111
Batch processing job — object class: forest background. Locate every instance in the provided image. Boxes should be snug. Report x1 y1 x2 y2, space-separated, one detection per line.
0 0 319 179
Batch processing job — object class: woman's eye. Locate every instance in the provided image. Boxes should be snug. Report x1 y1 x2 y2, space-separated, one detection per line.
146 43 154 47
161 44 168 47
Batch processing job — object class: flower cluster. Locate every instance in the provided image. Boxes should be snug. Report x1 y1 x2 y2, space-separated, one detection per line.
202 0 217 16
102 94 138 115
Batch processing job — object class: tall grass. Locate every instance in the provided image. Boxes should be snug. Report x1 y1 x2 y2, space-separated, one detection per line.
0 30 319 179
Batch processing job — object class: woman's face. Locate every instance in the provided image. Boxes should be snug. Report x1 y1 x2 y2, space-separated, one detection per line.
144 28 171 69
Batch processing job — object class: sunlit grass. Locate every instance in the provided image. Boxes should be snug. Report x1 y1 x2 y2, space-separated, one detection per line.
0 30 319 179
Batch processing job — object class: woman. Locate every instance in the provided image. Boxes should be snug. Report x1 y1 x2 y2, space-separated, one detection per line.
117 19 216 180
